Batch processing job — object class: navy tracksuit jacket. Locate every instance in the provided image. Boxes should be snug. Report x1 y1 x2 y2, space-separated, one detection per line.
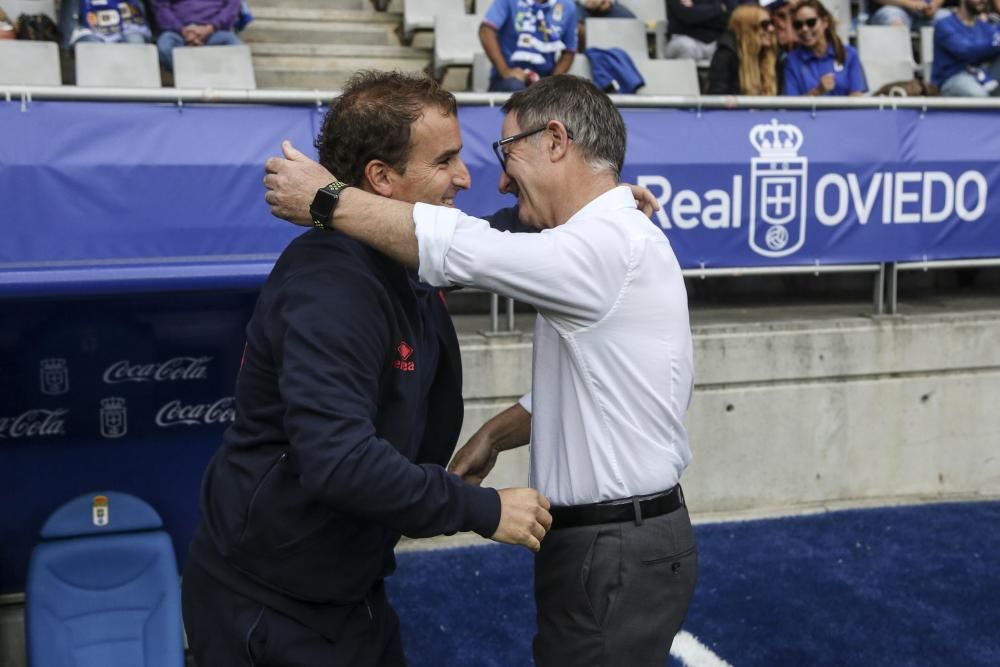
187 226 502 637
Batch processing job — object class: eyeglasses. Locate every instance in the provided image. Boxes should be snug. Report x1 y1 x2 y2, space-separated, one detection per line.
492 125 575 173
758 19 774 30
792 16 819 30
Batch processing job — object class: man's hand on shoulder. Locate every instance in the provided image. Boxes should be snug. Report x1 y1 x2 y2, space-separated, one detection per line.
491 488 552 552
264 140 337 226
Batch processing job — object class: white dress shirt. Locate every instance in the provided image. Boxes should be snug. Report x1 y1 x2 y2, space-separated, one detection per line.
413 186 694 506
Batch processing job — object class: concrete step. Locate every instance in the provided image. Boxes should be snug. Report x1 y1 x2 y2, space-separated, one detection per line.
250 43 428 59
249 7 400 23
242 19 399 46
252 46 430 89
249 0 367 10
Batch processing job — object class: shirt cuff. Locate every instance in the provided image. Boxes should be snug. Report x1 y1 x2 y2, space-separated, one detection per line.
414 202 461 287
518 391 532 414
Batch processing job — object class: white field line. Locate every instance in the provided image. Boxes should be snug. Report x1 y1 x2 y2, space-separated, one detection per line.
671 630 734 667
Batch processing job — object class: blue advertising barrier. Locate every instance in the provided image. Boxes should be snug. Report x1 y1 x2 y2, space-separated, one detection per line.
1 101 998 594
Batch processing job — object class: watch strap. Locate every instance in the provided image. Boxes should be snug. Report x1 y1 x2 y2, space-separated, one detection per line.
311 180 349 230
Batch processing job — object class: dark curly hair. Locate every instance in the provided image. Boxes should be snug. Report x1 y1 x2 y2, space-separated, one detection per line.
315 70 459 187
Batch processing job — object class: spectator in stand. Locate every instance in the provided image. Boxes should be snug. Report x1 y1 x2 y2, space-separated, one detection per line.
762 0 798 49
665 0 737 61
707 3 780 93
932 0 1000 96
784 0 866 95
867 0 950 29
480 0 577 92
151 0 242 70
58 0 152 49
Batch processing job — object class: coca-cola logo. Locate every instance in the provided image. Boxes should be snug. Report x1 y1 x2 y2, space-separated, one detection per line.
155 397 235 427
102 356 211 384
0 409 68 439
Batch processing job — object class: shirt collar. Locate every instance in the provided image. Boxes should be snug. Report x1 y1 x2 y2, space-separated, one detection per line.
798 43 834 62
564 185 636 226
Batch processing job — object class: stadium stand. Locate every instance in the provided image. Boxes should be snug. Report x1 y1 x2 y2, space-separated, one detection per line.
1 0 56 22
74 42 161 87
0 41 60 85
856 24 917 92
432 12 484 81
172 44 257 89
618 0 668 58
635 57 700 95
402 0 465 44
25 492 184 667
585 17 649 61
920 24 934 83
820 0 852 43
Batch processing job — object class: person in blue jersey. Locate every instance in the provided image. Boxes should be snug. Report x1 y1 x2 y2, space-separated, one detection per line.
58 0 152 50
784 0 866 95
480 0 578 92
932 0 1000 96
182 71 551 667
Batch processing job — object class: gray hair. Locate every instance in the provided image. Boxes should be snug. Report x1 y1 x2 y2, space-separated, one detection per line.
501 75 626 180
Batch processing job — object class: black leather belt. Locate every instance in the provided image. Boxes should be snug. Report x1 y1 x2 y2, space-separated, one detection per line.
550 485 684 530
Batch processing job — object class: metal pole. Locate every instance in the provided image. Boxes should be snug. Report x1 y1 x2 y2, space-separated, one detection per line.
490 292 499 334
506 297 516 332
873 263 885 316
887 263 899 315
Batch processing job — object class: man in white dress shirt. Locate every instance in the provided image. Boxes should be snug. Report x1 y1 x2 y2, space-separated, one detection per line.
264 74 697 667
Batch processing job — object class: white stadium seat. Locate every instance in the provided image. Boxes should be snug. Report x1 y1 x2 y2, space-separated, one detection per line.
173 45 257 89
404 0 465 43
74 42 161 88
634 58 699 95
0 41 61 85
585 17 649 62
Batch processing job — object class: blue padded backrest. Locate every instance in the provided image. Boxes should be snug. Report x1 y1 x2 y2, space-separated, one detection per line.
26 492 184 667
40 491 162 539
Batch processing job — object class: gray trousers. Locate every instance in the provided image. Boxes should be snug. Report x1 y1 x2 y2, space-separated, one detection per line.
533 505 698 667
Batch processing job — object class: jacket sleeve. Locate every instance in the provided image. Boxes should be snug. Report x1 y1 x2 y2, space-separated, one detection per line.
707 46 739 94
935 18 1000 64
150 0 184 32
666 0 726 27
274 267 501 539
203 0 242 30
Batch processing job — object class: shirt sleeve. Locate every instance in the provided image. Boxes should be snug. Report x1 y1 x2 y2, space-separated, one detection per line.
518 391 532 414
483 0 510 30
562 2 578 52
414 202 622 329
784 54 804 95
276 268 500 539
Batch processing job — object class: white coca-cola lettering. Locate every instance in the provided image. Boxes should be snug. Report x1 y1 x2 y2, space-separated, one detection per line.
155 397 235 427
102 356 211 384
0 409 68 439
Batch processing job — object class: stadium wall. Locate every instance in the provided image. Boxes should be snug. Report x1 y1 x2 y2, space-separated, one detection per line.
459 308 1000 513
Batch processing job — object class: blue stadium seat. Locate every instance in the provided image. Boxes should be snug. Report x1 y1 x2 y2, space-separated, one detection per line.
25 491 184 667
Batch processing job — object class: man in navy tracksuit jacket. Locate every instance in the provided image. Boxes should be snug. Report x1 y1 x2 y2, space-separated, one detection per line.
182 72 551 666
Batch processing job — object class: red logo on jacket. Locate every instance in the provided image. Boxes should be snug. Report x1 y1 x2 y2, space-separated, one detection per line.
394 341 415 372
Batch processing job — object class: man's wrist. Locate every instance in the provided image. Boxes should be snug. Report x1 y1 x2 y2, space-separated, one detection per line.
309 180 350 230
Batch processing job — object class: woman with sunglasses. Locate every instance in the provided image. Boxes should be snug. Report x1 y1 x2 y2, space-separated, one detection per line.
784 0 866 95
707 4 781 95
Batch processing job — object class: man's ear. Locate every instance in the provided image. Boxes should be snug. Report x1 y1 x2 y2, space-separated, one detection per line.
546 120 571 162
364 160 394 197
